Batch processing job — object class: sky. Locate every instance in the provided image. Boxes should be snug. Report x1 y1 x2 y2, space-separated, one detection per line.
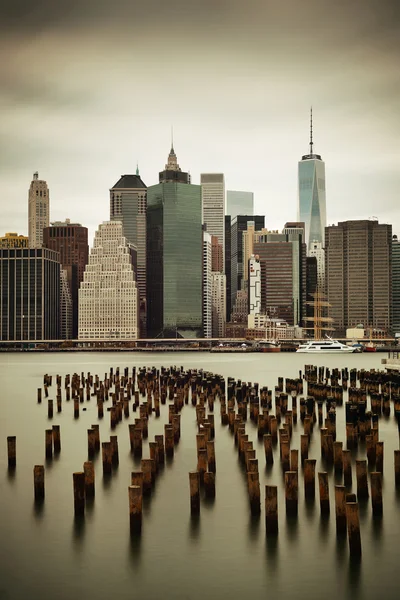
1 0 399 244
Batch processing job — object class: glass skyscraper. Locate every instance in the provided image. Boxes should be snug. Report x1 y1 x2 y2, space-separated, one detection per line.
147 147 202 338
298 110 326 250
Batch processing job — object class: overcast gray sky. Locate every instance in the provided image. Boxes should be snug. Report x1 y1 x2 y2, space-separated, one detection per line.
1 0 399 243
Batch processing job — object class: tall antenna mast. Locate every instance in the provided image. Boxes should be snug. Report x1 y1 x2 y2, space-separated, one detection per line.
309 106 313 155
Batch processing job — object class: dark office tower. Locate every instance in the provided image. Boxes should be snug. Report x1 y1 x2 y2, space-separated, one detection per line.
306 256 318 319
110 169 147 336
147 147 202 338
0 248 60 341
43 220 88 339
393 235 400 334
225 215 231 321
253 229 306 326
231 215 265 312
325 220 392 335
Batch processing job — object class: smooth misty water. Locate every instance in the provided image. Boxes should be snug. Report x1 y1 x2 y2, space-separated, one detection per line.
1 351 399 600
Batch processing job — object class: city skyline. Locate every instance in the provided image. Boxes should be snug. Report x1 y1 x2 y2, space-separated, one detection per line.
1 1 399 242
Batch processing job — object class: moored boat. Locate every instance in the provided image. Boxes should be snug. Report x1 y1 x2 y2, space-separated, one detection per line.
296 337 356 353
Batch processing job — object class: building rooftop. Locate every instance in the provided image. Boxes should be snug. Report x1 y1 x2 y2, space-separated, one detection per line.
111 175 147 189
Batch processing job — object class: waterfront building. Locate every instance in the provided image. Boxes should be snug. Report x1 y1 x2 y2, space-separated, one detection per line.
231 215 265 314
248 255 261 315
147 147 202 338
226 190 254 220
393 235 400 334
110 170 147 336
211 272 226 337
0 248 60 340
60 269 72 340
253 228 306 326
201 174 225 270
78 221 138 340
298 109 326 249
28 172 50 248
225 215 232 321
325 219 392 334
43 219 88 339
0 233 29 249
203 231 212 338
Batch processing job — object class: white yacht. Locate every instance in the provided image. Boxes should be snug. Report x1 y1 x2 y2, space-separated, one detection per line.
296 337 356 353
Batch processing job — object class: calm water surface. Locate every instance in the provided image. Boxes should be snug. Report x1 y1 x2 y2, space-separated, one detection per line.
1 352 399 600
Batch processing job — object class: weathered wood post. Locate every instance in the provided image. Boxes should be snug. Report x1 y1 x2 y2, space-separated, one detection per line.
290 449 298 472
370 472 383 517
207 440 216 473
164 425 174 457
45 429 53 459
197 449 208 484
141 459 153 494
395 450 400 487
281 440 290 472
155 434 165 465
346 501 362 558
300 434 309 463
376 442 384 473
48 399 53 419
131 471 144 491
247 471 261 515
52 425 61 453
37 388 42 403
285 471 298 516
318 472 330 514
149 442 159 474
333 441 343 473
264 434 274 465
87 428 96 458
204 471 216 498
304 459 316 499
73 472 85 517
189 471 200 515
343 450 352 487
83 461 95 497
7 436 16 468
74 398 79 419
334 485 347 534
128 485 142 533
110 435 119 466
265 485 278 535
102 442 112 475
33 465 45 500
356 460 369 499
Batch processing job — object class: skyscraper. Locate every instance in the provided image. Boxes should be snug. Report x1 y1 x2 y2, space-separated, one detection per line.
224 215 232 321
147 147 202 338
202 231 212 338
110 171 147 336
298 109 326 250
226 191 254 220
60 269 73 340
28 172 50 248
231 215 265 313
325 220 392 334
78 221 138 340
201 173 225 270
43 220 89 339
0 248 60 340
393 235 400 334
211 272 226 337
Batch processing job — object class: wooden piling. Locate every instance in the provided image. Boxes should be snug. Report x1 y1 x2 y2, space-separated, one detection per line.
395 450 400 487
285 471 298 516
155 434 165 465
318 472 330 514
129 485 142 533
149 442 159 474
264 434 274 465
33 465 45 500
370 472 383 517
52 425 61 453
206 440 216 473
102 442 112 475
83 461 95 497
141 459 153 494
189 471 200 515
300 434 309 463
73 472 85 517
7 436 16 468
131 471 143 491
45 429 53 459
290 449 298 472
346 501 362 557
343 450 352 487
74 398 79 419
197 449 207 483
376 442 384 473
48 399 53 419
204 471 216 498
164 425 174 457
37 388 42 403
281 440 290 472
265 485 278 535
333 441 343 473
334 485 347 534
110 435 119 466
247 471 261 515
304 459 316 498
356 460 369 499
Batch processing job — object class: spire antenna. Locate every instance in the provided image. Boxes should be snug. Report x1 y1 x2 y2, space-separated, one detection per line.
310 106 313 154
171 125 174 152
136 161 139 176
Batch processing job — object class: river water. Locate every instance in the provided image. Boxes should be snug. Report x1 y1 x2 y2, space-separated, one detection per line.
1 351 399 600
